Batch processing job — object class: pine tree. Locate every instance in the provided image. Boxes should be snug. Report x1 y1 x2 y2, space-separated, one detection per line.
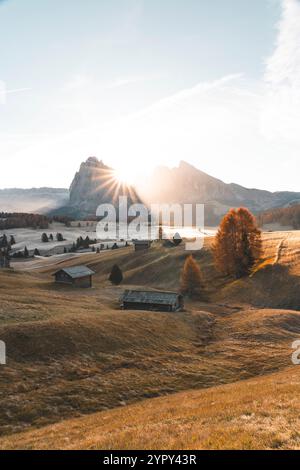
109 264 123 285
10 235 16 245
0 234 8 248
41 233 49 243
76 236 84 249
24 246 29 258
34 248 40 256
180 255 204 298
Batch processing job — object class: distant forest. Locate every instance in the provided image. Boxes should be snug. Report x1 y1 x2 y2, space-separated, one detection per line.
0 213 73 230
258 204 300 229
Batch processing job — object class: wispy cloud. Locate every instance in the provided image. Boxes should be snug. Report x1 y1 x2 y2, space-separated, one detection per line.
107 75 156 89
63 74 93 91
3 87 31 95
261 0 300 143
132 74 246 115
265 0 300 86
0 81 31 104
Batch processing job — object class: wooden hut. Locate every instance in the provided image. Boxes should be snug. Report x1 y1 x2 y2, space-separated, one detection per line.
121 290 184 312
133 240 151 252
53 265 95 288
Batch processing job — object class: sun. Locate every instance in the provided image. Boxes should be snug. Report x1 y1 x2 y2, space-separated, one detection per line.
114 167 136 186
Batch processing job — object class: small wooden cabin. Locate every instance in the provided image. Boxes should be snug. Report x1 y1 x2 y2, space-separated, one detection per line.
121 290 184 312
53 265 95 288
133 240 151 252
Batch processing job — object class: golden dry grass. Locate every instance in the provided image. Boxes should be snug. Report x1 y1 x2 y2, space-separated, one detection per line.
0 230 299 447
0 265 299 438
215 231 300 309
2 366 300 450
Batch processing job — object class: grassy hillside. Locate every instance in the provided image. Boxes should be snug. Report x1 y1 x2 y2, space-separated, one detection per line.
0 266 299 436
2 366 300 450
23 230 300 309
0 230 299 443
216 231 300 309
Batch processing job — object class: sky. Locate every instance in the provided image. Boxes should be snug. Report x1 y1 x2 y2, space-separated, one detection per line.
0 0 299 191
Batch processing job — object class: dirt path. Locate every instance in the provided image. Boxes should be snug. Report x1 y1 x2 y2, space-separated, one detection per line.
274 233 291 265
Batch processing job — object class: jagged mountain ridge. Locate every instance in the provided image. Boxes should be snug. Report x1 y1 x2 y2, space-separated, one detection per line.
64 158 300 221
1 158 299 221
144 160 300 220
63 157 140 217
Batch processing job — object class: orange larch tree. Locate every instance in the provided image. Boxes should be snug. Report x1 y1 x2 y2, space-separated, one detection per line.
213 207 262 278
180 255 205 298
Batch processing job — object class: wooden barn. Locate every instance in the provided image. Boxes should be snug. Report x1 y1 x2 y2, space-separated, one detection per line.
53 265 95 288
121 290 184 312
133 240 151 252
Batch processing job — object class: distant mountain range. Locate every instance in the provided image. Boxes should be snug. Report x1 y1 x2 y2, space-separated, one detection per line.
1 158 299 223
0 187 69 214
143 161 300 224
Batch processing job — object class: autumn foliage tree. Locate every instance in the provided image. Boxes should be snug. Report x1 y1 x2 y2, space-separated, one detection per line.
213 208 262 278
180 255 204 298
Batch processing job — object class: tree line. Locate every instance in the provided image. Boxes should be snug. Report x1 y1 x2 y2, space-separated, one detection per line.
0 213 49 230
41 233 65 243
258 204 300 229
0 213 74 230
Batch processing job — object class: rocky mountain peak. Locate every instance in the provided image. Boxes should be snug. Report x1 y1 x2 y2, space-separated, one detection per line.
84 156 106 168
68 157 140 217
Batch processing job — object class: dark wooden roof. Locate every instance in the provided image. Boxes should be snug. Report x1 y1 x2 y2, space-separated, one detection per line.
121 290 181 305
53 265 95 279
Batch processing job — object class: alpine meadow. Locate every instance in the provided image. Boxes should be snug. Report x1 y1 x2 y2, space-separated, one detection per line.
0 0 300 459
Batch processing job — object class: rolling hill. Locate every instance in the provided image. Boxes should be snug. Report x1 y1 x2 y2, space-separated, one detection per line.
0 230 298 448
2 366 300 450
